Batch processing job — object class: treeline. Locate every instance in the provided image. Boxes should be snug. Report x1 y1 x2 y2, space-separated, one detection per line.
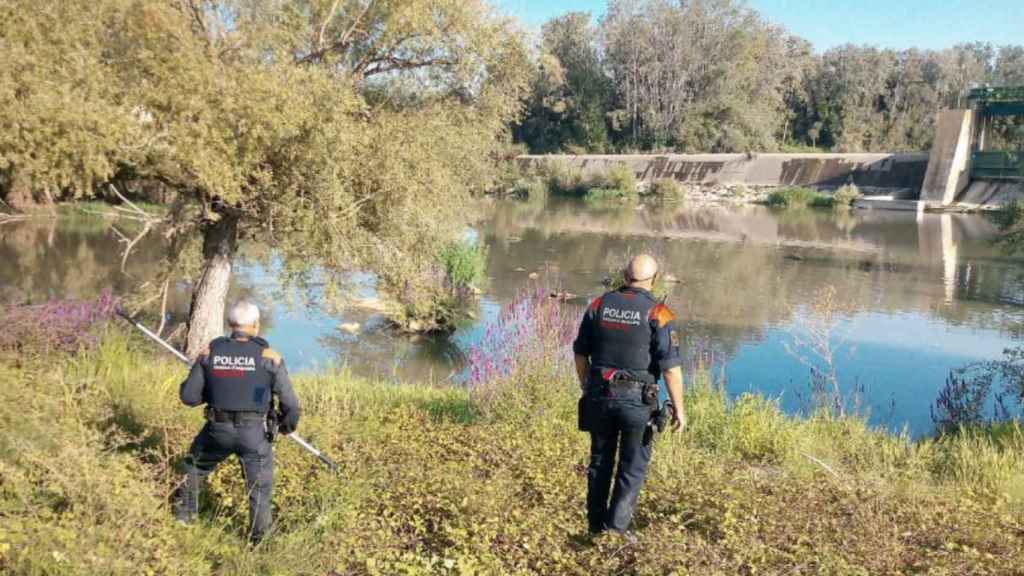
514 0 1024 154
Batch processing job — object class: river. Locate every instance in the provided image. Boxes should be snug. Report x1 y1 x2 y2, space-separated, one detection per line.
4 198 1023 435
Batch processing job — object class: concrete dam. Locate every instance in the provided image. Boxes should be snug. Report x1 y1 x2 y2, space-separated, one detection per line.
520 87 1024 211
520 152 929 196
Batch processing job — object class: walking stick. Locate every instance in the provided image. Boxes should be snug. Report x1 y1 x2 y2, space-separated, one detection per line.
116 309 340 472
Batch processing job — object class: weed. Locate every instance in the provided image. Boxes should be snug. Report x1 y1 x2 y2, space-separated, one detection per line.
647 178 685 198
767 187 830 209
439 240 488 290
832 183 862 208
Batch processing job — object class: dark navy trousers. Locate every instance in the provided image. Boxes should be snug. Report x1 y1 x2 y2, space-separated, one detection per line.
586 389 653 533
177 420 274 542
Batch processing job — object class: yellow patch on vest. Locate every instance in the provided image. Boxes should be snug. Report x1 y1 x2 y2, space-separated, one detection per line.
651 304 676 327
262 348 282 365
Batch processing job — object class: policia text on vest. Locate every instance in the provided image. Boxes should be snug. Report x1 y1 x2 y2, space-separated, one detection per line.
572 254 687 537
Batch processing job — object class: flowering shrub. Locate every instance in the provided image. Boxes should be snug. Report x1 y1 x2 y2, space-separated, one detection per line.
464 283 580 410
0 291 116 354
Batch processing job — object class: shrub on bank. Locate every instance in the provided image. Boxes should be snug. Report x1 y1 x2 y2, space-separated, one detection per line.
590 163 638 196
510 176 547 201
534 160 638 199
439 240 487 290
767 186 831 208
832 183 862 207
647 178 685 198
539 159 587 196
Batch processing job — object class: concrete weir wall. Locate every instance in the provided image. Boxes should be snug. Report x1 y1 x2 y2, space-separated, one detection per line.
520 153 930 193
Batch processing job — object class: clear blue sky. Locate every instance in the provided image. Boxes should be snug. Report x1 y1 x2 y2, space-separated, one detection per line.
498 0 1024 52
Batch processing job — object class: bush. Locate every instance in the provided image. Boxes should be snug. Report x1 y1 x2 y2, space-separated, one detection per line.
592 163 637 195
438 239 488 290
0 291 116 354
832 184 862 208
510 176 547 201
767 187 829 208
538 158 587 196
647 178 684 198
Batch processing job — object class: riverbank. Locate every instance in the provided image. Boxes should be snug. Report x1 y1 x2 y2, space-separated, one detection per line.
2 326 1023 574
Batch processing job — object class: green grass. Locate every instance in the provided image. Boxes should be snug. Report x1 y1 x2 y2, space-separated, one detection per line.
438 240 488 289
536 159 638 199
583 188 633 203
2 330 1024 574
767 186 833 209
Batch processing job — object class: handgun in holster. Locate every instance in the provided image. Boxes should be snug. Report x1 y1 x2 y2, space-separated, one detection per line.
264 401 280 443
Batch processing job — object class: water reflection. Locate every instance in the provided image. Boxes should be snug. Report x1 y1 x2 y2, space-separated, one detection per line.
3 199 1024 435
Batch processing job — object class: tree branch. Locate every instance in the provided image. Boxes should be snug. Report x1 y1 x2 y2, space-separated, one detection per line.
296 0 376 65
317 0 343 51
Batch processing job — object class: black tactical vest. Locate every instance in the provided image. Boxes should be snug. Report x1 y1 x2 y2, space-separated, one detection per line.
203 335 274 412
590 288 659 377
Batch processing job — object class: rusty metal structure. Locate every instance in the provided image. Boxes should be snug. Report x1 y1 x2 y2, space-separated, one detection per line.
968 86 1024 181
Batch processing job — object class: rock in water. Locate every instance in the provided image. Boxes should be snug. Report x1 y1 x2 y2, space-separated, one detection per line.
339 322 360 335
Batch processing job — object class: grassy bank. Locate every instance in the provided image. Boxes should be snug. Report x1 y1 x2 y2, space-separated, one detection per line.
2 329 1024 574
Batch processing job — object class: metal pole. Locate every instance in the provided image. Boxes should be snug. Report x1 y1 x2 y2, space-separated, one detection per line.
115 309 339 472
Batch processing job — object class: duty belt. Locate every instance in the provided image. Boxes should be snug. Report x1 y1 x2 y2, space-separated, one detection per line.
205 407 265 425
594 368 655 386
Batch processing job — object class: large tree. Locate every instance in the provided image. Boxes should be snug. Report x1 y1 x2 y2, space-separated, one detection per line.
0 0 529 354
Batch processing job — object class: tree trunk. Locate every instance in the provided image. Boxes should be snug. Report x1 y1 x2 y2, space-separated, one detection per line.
185 214 239 357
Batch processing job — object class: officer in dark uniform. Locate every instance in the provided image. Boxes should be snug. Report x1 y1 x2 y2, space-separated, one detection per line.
175 301 301 543
573 254 686 537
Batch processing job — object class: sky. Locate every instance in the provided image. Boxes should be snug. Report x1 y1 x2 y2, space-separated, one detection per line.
497 0 1024 52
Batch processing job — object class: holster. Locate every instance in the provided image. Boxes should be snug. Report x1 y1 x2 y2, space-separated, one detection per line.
642 382 658 406
264 409 280 440
264 402 280 443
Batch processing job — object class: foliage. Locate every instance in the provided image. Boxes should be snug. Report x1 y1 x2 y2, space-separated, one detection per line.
513 5 1024 154
582 188 633 203
513 12 611 153
0 0 531 347
464 284 578 399
590 164 637 196
537 159 587 196
831 183 863 208
993 200 1024 254
0 291 116 355
3 328 1024 574
438 240 488 290
766 187 828 208
647 178 685 198
932 346 1024 432
509 177 548 201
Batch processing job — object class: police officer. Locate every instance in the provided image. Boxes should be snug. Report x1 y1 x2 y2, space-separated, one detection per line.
175 301 301 543
573 254 686 537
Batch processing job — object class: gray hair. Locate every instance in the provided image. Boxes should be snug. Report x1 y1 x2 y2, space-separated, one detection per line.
227 301 261 327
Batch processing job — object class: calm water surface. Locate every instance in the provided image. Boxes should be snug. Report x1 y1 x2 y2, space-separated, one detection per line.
4 199 1024 435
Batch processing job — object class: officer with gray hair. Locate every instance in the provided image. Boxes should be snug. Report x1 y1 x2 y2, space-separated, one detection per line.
175 301 301 544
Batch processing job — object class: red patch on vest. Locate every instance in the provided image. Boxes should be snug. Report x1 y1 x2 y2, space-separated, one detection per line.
589 296 603 312
649 304 676 327
211 369 246 378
